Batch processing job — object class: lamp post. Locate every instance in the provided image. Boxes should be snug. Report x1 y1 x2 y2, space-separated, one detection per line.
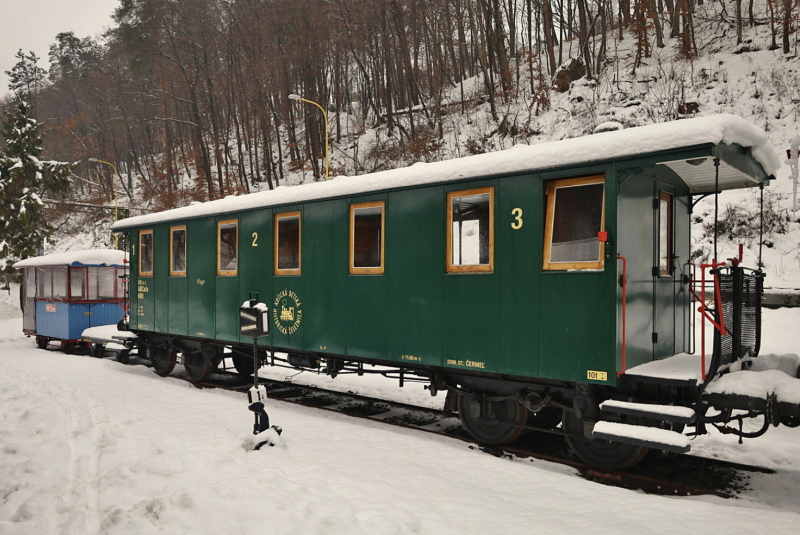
89 158 124 249
288 93 329 181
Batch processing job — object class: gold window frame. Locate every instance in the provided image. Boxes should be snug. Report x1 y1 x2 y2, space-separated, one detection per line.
217 219 238 276
138 229 154 277
542 175 605 271
446 187 494 274
659 191 674 276
169 225 187 277
274 211 301 276
349 201 385 275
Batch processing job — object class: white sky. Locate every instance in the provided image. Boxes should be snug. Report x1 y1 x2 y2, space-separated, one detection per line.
0 0 119 96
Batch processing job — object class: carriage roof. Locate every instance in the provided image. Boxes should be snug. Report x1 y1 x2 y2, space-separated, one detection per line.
112 114 781 231
13 249 128 268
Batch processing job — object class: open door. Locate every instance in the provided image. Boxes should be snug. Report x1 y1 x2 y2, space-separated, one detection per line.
22 267 35 334
652 189 690 358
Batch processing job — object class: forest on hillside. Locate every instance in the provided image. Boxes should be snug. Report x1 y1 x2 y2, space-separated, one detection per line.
2 0 799 213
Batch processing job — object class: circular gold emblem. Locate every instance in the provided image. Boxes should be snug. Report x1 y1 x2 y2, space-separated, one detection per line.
273 289 302 335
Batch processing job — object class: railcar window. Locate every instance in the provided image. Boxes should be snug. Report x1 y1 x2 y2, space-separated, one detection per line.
98 268 117 298
139 230 154 276
350 202 385 275
52 266 68 298
275 212 301 276
543 176 605 271
170 225 187 276
659 192 673 275
217 220 238 276
70 268 86 299
36 267 52 298
25 268 35 297
447 187 494 273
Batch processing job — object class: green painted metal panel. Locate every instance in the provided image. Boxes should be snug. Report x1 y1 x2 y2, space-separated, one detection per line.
215 277 240 342
538 271 615 384
186 218 216 338
127 231 138 330
238 208 273 346
496 175 540 376
443 180 499 373
168 276 188 336
271 205 304 351
133 229 155 332
153 225 169 333
537 170 618 385
387 186 444 367
346 194 387 359
215 215 242 342
303 200 348 355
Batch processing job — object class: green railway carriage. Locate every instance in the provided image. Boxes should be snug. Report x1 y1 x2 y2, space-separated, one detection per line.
112 115 789 469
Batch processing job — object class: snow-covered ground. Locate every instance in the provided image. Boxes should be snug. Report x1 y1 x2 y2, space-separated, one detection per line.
1 305 800 533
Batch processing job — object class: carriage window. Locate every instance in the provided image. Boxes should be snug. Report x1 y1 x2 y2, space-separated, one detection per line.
36 267 52 298
659 192 673 275
70 268 86 299
25 268 35 296
275 212 301 276
97 268 117 298
217 220 238 276
139 230 154 277
170 225 187 276
350 202 384 275
543 176 605 270
52 266 68 298
447 187 494 273
116 268 126 298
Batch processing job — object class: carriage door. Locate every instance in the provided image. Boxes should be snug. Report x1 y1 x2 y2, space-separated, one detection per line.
652 190 676 358
22 267 36 333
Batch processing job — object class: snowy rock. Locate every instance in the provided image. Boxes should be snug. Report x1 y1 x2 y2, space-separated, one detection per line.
241 426 284 451
593 121 624 134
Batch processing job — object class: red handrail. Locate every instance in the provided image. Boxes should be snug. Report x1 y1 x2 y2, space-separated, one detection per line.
687 259 728 380
617 253 627 377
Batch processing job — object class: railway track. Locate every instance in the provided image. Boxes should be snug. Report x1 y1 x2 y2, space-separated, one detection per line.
164 361 773 500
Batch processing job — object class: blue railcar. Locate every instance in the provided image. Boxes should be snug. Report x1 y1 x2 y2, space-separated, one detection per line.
14 250 128 352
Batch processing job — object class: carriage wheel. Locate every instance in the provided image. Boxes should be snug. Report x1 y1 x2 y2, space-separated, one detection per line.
116 349 131 365
36 336 49 349
184 352 213 382
64 342 77 354
561 409 649 470
457 394 527 445
150 345 177 376
231 353 256 377
91 344 105 358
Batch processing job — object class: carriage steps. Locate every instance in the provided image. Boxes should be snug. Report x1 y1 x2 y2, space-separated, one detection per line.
591 400 695 454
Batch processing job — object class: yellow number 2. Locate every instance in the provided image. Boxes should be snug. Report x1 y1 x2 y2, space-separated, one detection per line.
252 232 258 246
511 208 523 229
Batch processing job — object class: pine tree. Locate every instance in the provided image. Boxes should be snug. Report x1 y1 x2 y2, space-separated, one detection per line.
5 50 47 110
0 99 74 282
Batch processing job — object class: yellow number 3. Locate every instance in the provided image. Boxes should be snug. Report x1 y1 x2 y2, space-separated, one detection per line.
511 208 523 229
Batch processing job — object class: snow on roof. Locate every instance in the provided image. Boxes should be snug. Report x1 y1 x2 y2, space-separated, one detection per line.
13 249 128 268
112 114 781 230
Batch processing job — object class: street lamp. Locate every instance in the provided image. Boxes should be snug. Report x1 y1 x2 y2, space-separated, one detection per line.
89 158 125 249
288 93 329 181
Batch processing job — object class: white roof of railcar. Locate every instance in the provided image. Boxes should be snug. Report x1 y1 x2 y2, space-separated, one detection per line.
112 114 782 230
14 249 128 268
